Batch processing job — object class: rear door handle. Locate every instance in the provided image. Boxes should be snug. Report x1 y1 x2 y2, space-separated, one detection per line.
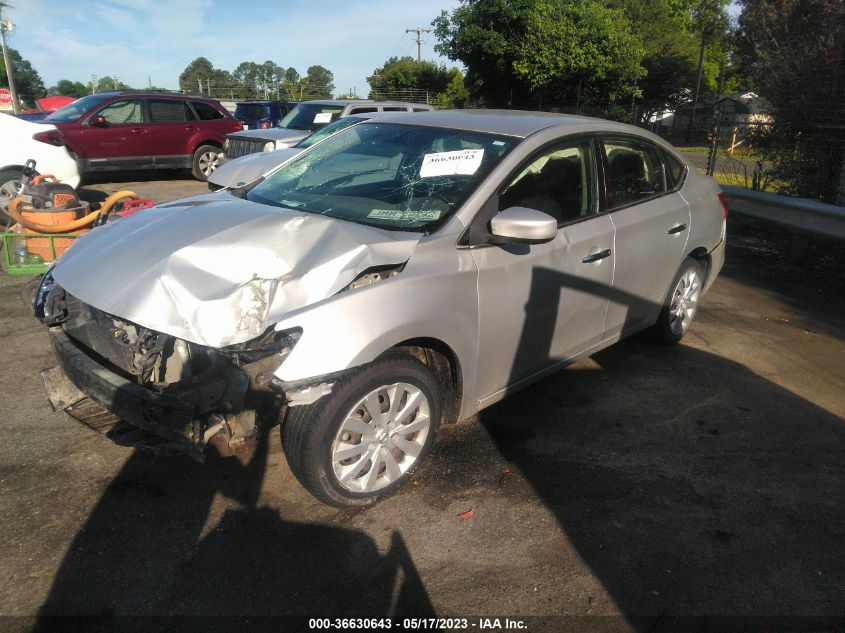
185 126 200 132
667 223 687 235
582 248 612 263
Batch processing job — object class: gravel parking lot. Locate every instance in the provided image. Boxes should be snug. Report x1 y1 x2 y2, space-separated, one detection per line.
1 175 843 631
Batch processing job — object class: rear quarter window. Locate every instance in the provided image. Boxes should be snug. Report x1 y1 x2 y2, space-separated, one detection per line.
192 102 224 120
663 150 687 190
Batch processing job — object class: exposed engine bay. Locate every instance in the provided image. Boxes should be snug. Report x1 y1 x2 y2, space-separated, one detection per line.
39 282 301 460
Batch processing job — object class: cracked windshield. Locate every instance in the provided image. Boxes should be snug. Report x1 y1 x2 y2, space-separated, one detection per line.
246 123 516 231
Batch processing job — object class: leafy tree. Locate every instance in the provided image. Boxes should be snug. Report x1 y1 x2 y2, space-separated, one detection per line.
304 65 334 99
367 56 450 98
433 0 535 107
96 76 131 92
436 69 470 108
179 57 215 93
281 67 302 100
53 79 89 98
367 56 470 107
513 0 644 108
735 0 845 203
0 47 46 108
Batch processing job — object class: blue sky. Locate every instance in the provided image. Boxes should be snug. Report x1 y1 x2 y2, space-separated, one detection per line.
3 0 461 96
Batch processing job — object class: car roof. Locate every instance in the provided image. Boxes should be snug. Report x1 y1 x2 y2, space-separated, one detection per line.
361 109 649 139
298 99 431 108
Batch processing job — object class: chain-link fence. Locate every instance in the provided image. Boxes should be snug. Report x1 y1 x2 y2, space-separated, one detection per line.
528 96 844 205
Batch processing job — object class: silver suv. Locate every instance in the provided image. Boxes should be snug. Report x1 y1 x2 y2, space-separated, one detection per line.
219 99 434 164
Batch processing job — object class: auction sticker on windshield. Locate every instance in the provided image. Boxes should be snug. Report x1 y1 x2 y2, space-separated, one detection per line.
420 149 483 178
368 209 442 222
314 112 333 124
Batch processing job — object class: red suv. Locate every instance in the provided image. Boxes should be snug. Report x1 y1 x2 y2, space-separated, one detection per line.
39 91 242 181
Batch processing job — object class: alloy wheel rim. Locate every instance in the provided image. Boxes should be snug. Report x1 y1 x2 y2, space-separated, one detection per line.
331 382 431 493
0 178 22 220
669 269 701 336
199 152 218 176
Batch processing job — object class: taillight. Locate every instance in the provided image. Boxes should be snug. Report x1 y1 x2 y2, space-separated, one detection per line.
717 191 729 218
33 130 65 146
259 121 271 129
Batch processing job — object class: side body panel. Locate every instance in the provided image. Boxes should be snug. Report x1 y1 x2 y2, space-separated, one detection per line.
604 192 690 337
470 215 615 403
271 225 481 420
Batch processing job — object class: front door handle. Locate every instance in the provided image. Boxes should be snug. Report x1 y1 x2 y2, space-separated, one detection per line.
129 128 147 135
667 223 687 235
582 248 612 263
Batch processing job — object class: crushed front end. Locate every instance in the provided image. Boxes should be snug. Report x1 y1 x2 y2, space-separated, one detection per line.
36 275 299 460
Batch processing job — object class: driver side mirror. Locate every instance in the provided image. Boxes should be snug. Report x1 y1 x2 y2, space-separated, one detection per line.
489 206 558 245
88 115 107 127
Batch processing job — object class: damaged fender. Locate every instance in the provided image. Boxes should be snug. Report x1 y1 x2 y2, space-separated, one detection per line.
50 194 422 348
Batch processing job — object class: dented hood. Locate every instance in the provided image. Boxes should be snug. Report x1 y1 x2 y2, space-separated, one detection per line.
52 194 421 347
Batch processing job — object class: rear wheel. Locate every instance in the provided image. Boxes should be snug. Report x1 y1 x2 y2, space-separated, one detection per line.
654 257 704 345
0 168 24 226
191 144 220 181
282 352 441 507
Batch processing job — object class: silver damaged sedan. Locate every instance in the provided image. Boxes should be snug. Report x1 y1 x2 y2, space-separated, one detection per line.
36 111 727 507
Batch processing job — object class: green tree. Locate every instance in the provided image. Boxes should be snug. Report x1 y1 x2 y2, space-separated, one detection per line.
96 76 131 92
513 0 644 108
433 0 535 107
436 69 470 108
0 47 46 108
179 57 215 93
281 67 302 100
231 61 259 99
367 56 451 99
53 79 89 98
735 0 845 203
304 65 334 99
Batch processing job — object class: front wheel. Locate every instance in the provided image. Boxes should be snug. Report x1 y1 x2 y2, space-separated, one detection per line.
282 352 441 508
0 168 25 226
191 144 220 181
654 257 704 345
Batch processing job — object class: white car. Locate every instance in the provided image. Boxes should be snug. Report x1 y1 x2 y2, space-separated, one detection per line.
0 113 80 223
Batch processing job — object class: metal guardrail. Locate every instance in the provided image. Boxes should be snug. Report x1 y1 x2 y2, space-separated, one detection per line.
722 186 845 240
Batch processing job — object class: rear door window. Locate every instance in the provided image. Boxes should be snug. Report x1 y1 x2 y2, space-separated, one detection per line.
602 139 667 210
349 107 378 114
148 99 195 122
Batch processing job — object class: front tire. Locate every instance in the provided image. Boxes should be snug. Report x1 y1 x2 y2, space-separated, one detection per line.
191 144 220 181
654 257 704 345
282 352 441 508
0 168 25 226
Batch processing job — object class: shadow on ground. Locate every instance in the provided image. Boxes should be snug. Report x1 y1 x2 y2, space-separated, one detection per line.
31 435 434 630
466 261 844 630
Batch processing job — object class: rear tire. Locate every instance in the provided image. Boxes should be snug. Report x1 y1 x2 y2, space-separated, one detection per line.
654 257 704 345
282 351 441 508
191 144 220 181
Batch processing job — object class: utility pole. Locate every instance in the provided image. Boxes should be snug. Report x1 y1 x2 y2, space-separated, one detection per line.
0 1 20 114
91 74 99 94
406 27 431 62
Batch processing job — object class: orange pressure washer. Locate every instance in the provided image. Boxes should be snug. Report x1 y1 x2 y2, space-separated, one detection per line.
5 160 150 263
